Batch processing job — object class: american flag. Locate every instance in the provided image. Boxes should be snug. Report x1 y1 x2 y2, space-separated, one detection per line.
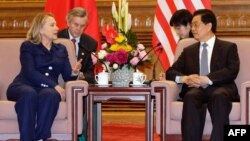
152 0 211 71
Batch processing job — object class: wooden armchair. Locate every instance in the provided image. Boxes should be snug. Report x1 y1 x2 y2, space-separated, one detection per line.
151 37 250 139
0 38 88 141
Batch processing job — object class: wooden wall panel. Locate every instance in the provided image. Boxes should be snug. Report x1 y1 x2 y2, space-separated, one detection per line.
213 0 250 36
1 0 250 38
0 1 45 37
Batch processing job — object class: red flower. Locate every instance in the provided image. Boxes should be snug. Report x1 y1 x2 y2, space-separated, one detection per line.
106 53 116 63
114 50 128 65
101 24 118 44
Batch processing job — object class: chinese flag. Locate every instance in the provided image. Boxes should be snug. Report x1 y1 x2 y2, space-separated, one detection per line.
44 0 101 49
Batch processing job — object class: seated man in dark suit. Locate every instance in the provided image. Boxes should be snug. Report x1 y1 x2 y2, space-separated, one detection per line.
58 7 97 84
58 7 99 141
166 9 240 141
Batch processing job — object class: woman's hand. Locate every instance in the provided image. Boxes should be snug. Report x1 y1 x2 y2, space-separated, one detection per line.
55 85 65 101
72 59 83 74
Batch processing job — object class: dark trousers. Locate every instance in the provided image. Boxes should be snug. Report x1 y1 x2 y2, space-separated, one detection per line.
7 84 61 141
181 87 232 141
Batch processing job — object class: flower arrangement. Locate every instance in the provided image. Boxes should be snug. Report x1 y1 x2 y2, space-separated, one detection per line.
96 0 151 72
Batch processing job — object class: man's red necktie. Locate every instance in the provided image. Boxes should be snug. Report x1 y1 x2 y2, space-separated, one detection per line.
71 38 76 53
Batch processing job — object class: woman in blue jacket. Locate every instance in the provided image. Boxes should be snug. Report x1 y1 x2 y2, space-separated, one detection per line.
7 13 82 141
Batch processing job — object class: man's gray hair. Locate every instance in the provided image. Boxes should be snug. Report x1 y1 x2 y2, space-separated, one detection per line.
66 7 88 22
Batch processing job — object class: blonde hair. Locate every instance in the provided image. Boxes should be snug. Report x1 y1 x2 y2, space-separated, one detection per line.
26 13 54 44
66 7 88 22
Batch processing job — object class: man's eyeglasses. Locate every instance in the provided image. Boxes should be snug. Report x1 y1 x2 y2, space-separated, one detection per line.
191 22 205 28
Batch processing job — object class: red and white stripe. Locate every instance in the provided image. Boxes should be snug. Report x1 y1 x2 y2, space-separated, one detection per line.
152 0 211 71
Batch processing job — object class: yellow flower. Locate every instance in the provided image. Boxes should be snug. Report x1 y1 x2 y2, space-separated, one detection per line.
110 44 119 51
109 43 133 52
115 35 126 43
123 44 133 52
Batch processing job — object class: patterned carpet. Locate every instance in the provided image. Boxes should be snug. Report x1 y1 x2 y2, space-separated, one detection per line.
102 111 147 124
102 111 160 141
103 123 160 141
102 111 210 141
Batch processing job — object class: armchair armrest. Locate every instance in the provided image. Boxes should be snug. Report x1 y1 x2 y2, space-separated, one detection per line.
65 80 88 135
151 80 181 101
240 81 250 124
151 80 181 135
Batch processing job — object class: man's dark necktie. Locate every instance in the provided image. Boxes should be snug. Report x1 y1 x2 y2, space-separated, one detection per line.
200 43 209 75
71 38 76 53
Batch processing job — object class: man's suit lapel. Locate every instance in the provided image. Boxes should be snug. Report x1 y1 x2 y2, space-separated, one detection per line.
193 39 221 74
78 36 87 59
61 29 70 39
193 43 200 74
78 36 86 51
210 38 221 72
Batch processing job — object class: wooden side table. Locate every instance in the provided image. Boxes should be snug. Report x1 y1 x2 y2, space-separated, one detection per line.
87 84 152 141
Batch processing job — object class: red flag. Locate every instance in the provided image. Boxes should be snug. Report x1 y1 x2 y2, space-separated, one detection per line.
44 0 101 50
152 0 211 71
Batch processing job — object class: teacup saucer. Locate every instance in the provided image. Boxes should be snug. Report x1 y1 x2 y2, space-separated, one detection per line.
130 84 147 87
95 84 111 87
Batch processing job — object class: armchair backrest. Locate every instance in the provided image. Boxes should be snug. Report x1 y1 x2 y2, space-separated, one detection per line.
0 38 23 100
0 38 76 100
175 37 250 95
230 38 250 91
54 38 77 67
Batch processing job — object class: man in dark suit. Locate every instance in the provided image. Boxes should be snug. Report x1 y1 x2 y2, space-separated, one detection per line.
58 7 97 84
166 9 240 141
58 7 98 141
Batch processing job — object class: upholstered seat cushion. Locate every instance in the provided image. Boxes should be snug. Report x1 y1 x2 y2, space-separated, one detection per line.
170 101 241 121
0 101 67 120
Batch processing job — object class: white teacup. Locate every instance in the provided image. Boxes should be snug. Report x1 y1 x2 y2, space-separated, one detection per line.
95 72 109 85
133 72 147 85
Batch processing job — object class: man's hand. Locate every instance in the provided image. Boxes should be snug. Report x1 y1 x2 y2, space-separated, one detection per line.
199 76 210 88
181 74 210 88
181 74 200 88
